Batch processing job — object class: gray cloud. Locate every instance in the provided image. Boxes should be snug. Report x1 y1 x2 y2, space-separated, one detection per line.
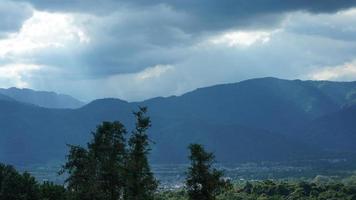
18 4 192 77
16 0 356 30
285 10 356 41
2 1 356 101
27 26 356 101
22 0 356 77
0 1 33 36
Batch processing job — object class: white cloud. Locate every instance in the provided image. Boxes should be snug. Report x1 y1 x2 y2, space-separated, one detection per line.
0 10 89 58
0 63 42 88
0 9 90 90
102 65 176 101
308 61 356 81
209 30 276 47
135 65 175 81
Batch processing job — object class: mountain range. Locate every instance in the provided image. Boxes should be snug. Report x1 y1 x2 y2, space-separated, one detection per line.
0 87 84 109
1 77 356 166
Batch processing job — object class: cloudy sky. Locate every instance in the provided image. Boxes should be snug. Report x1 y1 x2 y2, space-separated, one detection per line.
1 0 356 101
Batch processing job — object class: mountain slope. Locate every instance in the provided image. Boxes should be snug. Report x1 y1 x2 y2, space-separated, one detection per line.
300 105 356 153
1 77 356 166
144 77 339 134
0 87 84 109
149 120 320 163
0 93 14 102
0 98 134 165
307 80 356 107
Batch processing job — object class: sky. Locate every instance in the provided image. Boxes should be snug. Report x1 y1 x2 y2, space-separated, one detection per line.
1 0 356 101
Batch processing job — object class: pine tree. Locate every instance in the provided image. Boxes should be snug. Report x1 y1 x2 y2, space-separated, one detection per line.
186 144 230 200
124 107 158 200
61 145 99 200
88 121 127 200
62 107 157 200
61 121 127 200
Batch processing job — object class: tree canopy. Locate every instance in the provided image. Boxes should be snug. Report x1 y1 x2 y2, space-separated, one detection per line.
186 144 231 200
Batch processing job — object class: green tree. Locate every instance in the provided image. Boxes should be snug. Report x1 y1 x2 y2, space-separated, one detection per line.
0 163 40 200
88 121 127 200
186 144 230 200
61 121 127 200
124 107 158 200
61 145 99 200
39 181 67 200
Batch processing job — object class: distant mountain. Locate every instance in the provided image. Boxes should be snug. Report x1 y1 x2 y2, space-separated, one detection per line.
1 77 356 166
0 87 84 109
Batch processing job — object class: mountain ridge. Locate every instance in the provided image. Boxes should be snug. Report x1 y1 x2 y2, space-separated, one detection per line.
1 77 356 166
0 87 85 109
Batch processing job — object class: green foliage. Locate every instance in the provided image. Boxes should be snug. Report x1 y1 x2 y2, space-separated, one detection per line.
60 145 98 200
0 163 40 200
61 106 157 200
186 144 231 200
124 107 158 200
39 181 67 200
154 190 188 200
216 180 356 200
0 163 68 200
156 178 356 200
61 121 128 200
88 121 127 200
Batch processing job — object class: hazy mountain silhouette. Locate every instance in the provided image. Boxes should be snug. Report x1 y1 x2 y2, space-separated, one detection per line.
0 87 84 109
1 77 356 165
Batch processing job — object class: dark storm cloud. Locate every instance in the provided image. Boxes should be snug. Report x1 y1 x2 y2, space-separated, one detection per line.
149 0 356 32
16 0 356 32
